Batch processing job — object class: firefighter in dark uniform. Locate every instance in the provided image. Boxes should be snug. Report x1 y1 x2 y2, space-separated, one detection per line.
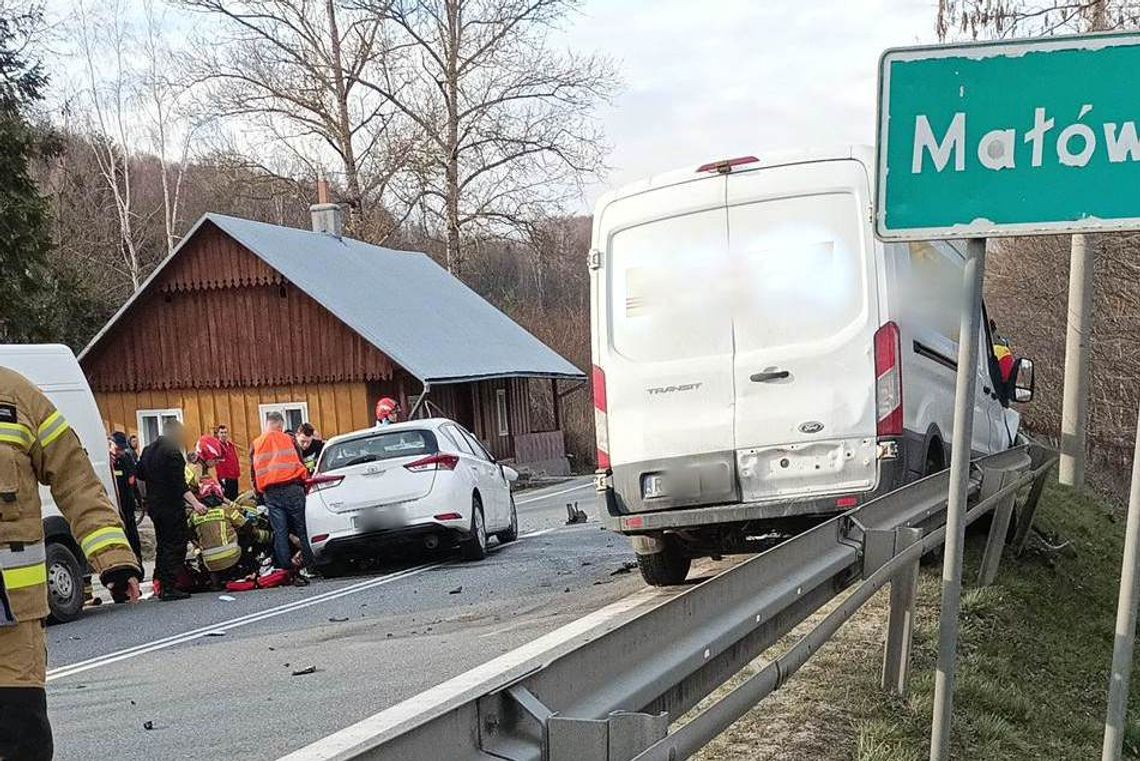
0 366 141 761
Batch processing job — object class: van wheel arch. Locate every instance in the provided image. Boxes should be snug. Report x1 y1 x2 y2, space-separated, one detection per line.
924 430 946 476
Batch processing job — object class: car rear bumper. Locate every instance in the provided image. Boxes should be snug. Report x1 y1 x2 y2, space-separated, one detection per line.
598 445 907 534
314 521 471 562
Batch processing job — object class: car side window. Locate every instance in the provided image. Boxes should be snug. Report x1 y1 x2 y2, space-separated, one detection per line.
446 425 476 456
460 428 493 462
436 426 462 452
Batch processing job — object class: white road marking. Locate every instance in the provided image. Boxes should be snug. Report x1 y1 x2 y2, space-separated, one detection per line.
48 563 440 682
53 526 569 682
515 479 594 506
276 585 670 761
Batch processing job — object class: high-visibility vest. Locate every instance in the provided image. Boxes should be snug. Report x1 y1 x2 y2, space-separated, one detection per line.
251 431 308 492
994 344 1014 383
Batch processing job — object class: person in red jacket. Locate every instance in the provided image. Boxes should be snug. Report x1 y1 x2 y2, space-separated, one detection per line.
214 423 241 500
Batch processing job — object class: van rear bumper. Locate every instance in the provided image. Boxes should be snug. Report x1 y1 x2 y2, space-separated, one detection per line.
599 448 907 535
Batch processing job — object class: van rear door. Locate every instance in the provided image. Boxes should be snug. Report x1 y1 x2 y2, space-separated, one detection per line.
599 178 739 511
726 161 880 501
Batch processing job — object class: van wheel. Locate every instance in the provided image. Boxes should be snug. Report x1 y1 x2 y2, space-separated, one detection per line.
461 497 488 561
925 440 946 475
46 542 85 624
637 537 691 586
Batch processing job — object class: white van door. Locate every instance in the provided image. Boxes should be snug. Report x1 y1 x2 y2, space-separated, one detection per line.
600 178 738 509
726 163 880 501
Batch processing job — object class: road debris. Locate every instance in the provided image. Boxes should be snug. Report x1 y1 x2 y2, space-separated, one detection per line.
565 502 588 524
328 616 349 622
218 595 236 602
448 586 463 595
291 666 317 676
611 561 637 576
143 721 154 731
205 631 226 637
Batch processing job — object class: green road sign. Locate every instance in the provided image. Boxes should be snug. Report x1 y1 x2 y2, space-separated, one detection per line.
876 33 1140 240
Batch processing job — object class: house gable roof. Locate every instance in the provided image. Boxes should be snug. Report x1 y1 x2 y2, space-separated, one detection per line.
80 213 584 384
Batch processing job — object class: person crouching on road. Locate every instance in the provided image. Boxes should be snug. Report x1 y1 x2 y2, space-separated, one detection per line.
137 420 208 601
296 422 325 474
252 411 315 586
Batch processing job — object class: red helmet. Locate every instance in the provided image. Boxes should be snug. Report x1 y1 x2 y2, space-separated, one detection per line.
198 479 225 502
375 397 399 419
196 435 224 463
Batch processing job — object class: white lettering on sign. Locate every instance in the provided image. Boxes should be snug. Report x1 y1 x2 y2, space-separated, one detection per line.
910 106 1140 174
1104 122 1140 162
912 113 966 173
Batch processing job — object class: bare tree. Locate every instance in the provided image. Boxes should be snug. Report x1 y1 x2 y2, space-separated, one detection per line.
936 0 1134 38
73 0 146 288
178 0 414 238
352 0 618 274
140 0 201 254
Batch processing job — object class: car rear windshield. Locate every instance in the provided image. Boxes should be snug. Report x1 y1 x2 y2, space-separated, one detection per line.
318 430 438 473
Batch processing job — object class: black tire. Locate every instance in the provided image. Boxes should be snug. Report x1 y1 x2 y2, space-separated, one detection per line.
496 497 518 544
46 542 85 624
461 496 488 561
317 557 351 578
636 537 691 586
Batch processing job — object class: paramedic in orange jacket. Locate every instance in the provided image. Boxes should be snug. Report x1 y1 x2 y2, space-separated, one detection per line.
0 367 141 761
251 411 314 584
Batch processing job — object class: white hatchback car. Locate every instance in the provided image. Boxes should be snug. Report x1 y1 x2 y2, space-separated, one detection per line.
305 418 519 571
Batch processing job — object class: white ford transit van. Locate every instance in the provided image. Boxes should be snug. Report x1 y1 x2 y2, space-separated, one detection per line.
0 344 116 620
590 147 1035 585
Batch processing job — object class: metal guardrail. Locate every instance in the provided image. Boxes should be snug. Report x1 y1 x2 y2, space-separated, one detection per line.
287 444 1055 761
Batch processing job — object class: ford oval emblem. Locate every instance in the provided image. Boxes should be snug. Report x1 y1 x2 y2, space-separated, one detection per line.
799 421 824 434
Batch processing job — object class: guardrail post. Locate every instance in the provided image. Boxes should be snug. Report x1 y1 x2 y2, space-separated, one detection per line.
547 712 668 761
1013 447 1052 556
882 526 923 697
978 470 1018 586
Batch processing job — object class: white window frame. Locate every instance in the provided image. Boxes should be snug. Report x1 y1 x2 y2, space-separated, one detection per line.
258 402 310 432
136 408 184 449
495 389 509 437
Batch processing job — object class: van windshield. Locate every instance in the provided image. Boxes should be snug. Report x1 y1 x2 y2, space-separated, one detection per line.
607 192 865 361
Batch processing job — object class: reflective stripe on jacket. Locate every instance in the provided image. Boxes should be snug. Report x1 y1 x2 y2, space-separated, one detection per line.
251 431 308 492
190 506 247 572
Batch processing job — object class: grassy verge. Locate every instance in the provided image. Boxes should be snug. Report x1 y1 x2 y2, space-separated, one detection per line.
695 481 1140 760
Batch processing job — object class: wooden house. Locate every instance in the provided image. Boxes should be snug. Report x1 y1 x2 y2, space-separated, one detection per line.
79 201 584 489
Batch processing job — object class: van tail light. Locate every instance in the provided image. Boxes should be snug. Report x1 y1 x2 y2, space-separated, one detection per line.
405 453 459 472
306 474 344 494
697 155 760 174
592 364 611 470
310 533 329 544
874 322 903 437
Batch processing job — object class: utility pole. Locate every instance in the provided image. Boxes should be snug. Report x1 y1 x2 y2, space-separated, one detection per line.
1059 232 1095 487
1059 2 1107 489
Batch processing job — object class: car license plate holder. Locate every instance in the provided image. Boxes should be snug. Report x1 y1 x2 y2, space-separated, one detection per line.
353 507 399 531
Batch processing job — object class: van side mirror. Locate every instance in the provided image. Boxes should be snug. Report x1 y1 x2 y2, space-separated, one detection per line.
1012 357 1035 403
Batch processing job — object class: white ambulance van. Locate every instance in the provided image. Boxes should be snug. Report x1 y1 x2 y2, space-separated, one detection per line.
590 147 1035 585
0 344 116 620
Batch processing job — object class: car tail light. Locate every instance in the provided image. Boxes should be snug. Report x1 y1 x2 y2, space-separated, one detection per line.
310 533 329 544
306 474 344 493
593 364 610 470
405 453 459 472
697 155 759 174
836 496 858 509
434 512 463 521
874 322 903 437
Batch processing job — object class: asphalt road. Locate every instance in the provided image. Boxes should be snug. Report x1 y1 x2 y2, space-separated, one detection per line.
45 477 664 761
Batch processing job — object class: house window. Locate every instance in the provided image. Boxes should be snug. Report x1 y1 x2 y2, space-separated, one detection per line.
137 408 183 449
258 402 309 433
495 389 509 437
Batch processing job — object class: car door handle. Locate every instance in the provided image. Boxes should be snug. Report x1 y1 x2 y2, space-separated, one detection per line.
750 370 790 383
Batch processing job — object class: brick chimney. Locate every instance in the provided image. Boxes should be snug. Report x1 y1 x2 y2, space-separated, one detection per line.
310 176 344 238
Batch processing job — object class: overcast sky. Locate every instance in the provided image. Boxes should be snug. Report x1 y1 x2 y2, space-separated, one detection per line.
563 0 939 205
